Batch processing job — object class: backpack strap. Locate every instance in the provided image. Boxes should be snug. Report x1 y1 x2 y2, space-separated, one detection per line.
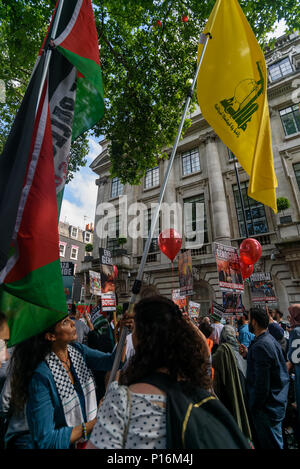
182 396 217 448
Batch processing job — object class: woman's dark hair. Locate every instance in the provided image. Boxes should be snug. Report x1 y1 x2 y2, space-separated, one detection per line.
9 323 57 411
120 295 211 390
199 321 213 339
249 306 269 329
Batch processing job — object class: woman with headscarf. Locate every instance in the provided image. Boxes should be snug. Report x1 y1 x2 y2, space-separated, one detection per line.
212 325 252 441
287 304 300 444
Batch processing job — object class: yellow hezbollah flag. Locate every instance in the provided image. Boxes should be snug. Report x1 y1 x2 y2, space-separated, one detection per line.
197 0 277 212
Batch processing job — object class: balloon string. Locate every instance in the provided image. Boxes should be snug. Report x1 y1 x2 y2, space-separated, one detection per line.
171 261 174 294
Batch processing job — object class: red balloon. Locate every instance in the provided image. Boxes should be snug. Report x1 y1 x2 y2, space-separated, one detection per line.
158 229 182 262
239 238 262 265
240 261 254 280
113 265 118 279
181 15 189 22
156 20 162 27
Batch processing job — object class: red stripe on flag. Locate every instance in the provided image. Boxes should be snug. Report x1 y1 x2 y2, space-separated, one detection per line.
5 104 60 283
58 0 100 65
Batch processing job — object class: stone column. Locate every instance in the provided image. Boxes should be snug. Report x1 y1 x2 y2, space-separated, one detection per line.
204 134 231 244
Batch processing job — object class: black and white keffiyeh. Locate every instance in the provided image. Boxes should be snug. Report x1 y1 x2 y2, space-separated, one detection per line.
45 344 97 427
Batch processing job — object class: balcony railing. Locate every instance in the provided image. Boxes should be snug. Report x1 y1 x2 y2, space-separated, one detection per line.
134 252 159 264
181 243 212 256
233 232 275 247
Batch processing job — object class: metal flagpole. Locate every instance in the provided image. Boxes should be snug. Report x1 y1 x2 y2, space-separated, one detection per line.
35 0 65 116
106 32 212 392
234 160 249 238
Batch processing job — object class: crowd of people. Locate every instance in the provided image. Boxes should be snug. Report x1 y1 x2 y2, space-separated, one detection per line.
0 298 299 450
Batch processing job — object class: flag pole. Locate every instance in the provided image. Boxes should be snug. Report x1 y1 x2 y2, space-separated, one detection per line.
234 160 250 239
106 32 212 392
35 0 65 116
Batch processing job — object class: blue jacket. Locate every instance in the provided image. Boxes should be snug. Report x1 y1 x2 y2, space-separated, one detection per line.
238 324 255 348
26 342 118 449
246 331 289 422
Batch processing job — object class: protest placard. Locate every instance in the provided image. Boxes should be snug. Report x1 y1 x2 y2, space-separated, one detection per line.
215 242 243 292
89 270 101 296
178 250 193 296
172 289 188 314
249 272 277 303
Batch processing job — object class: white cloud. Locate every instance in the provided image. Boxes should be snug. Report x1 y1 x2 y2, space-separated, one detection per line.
60 169 98 229
266 20 287 40
59 136 103 229
86 137 102 164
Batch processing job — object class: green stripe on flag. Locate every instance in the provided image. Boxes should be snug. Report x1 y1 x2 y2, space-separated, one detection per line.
57 47 105 140
0 259 67 346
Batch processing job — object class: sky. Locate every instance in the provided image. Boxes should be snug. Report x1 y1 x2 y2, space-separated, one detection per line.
59 136 102 229
59 20 287 230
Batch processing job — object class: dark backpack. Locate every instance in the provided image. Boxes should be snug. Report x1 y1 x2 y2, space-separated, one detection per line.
140 372 252 449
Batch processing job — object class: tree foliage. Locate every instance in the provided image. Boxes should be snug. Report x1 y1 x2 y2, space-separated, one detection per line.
0 0 299 184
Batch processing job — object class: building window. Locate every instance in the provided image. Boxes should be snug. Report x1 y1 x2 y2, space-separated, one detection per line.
183 194 208 246
143 208 160 253
59 242 66 257
294 163 300 191
269 57 293 82
107 215 120 253
145 166 159 189
111 177 123 198
233 182 268 237
71 227 78 239
182 148 200 176
70 246 79 260
84 232 91 243
228 148 236 161
279 105 300 136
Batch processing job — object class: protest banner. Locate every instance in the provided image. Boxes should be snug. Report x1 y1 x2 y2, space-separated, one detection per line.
89 270 101 296
178 250 193 296
60 262 74 303
101 292 117 312
249 272 277 303
99 248 115 294
172 289 188 314
189 301 201 320
76 304 92 316
222 292 244 315
211 301 226 321
215 242 243 292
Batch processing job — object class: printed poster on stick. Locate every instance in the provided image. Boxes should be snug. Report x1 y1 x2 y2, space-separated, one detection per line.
99 248 116 311
89 270 101 296
178 250 193 296
250 272 277 304
99 248 116 294
101 292 116 312
189 301 201 319
215 242 244 292
222 292 244 315
172 289 188 314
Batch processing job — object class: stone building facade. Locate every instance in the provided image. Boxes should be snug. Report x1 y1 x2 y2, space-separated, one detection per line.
58 221 94 302
89 33 300 316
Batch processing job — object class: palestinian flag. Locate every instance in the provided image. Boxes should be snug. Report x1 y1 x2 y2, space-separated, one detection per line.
0 0 104 347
